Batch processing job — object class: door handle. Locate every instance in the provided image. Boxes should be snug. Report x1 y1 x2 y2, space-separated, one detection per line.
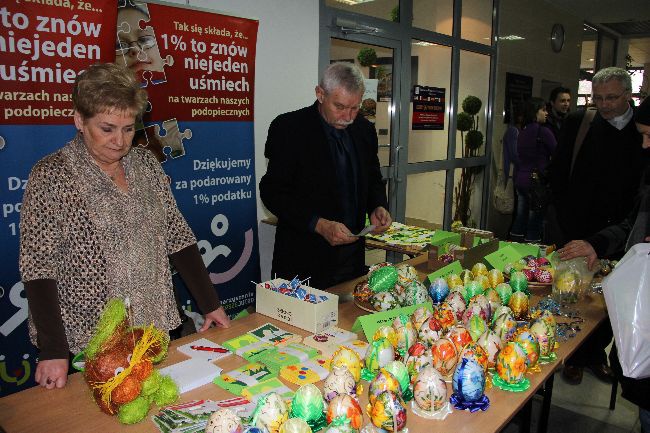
394 145 403 183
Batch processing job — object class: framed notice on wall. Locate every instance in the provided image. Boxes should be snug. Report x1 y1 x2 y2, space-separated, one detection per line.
411 85 445 130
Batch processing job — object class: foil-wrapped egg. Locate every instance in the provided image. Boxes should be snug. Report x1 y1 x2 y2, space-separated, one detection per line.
471 262 489 278
507 291 530 321
428 278 450 305
446 273 463 289
487 268 505 288
495 283 513 305
278 418 312 433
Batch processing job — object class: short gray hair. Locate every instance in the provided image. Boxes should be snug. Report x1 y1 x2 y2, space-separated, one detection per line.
592 67 632 92
319 62 365 95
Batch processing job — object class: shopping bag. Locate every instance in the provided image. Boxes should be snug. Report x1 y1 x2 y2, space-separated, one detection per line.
493 171 514 214
602 243 650 379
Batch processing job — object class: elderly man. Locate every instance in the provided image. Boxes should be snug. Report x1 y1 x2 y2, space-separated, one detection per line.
260 62 391 290
548 67 649 385
545 86 571 140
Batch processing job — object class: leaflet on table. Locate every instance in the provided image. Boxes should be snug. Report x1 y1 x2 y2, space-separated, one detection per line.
176 338 232 362
159 358 223 394
213 362 277 396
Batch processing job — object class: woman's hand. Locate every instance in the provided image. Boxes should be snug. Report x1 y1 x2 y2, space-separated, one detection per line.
200 306 231 331
35 359 68 389
370 206 392 234
558 240 598 270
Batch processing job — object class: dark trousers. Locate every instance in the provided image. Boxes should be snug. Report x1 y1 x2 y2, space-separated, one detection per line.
566 319 613 367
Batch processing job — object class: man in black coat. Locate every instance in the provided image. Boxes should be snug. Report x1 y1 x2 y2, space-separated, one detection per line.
259 62 391 290
548 67 647 385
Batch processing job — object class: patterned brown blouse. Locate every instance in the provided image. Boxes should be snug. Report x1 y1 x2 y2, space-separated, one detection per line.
19 135 196 354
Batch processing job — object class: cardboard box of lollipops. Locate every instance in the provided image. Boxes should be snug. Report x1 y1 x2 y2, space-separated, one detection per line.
255 278 339 333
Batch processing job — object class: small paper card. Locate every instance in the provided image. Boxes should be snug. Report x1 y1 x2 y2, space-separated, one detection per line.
176 338 232 363
159 358 222 394
222 333 261 353
235 340 277 362
213 362 277 396
429 229 461 247
302 327 358 357
280 359 331 386
214 396 256 419
249 323 300 344
351 302 432 342
484 244 523 271
262 343 319 373
241 378 294 403
424 261 463 285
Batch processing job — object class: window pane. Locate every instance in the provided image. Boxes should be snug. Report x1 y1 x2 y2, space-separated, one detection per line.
409 41 452 163
461 0 493 44
413 0 453 35
326 0 398 23
452 166 484 227
457 50 490 158
406 170 447 226
330 38 394 167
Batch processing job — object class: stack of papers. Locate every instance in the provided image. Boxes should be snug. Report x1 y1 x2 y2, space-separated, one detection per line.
159 358 222 394
151 397 255 433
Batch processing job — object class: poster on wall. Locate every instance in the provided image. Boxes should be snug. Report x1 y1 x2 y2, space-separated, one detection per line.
504 72 533 124
0 0 259 397
412 85 445 130
360 78 378 123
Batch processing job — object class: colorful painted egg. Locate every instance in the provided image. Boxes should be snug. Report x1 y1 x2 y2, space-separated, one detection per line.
205 408 243 433
322 423 354 433
242 428 264 433
492 312 518 343
508 291 530 321
475 274 491 290
495 342 528 383
392 315 417 354
278 418 311 433
487 269 505 288
410 306 433 332
371 291 400 312
417 316 443 347
530 319 555 357
353 280 373 302
251 392 289 433
503 263 516 275
369 266 398 293
428 278 450 305
383 361 410 397
464 281 484 302
514 328 540 368
404 280 429 306
522 268 536 282
445 291 467 320
290 384 325 425
476 329 502 368
404 342 432 383
446 325 473 354
446 273 463 289
491 305 513 325
459 269 474 285
484 288 502 316
368 390 407 432
396 263 418 284
326 394 363 430
459 341 489 372
536 257 551 267
331 347 363 382
471 262 489 278
365 337 395 375
463 296 490 325
509 271 529 295
373 325 398 348
413 365 447 413
391 283 407 306
433 302 457 331
534 268 553 283
430 337 458 377
368 262 391 275
452 358 486 403
540 310 557 334
323 365 356 403
467 315 488 342
368 368 402 406
495 283 513 305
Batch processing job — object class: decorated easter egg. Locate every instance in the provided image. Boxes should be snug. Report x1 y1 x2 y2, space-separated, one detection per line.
396 263 418 284
433 302 457 331
534 268 553 283
458 341 489 372
484 288 502 316
370 291 399 312
462 296 490 325
446 273 463 289
522 268 536 282
205 408 243 433
446 325 473 354
495 283 513 305
475 274 491 290
331 347 363 383
404 342 432 382
322 421 355 433
410 306 433 332
471 262 489 278
509 271 529 295
242 428 264 433
503 263 516 276
430 337 458 377
326 394 363 430
507 291 530 321
278 418 312 433
417 316 443 347
463 280 484 302
369 266 398 292
251 392 289 433
487 269 505 288
368 262 391 275
459 269 474 285
530 319 555 357
383 361 410 397
476 329 502 368
365 337 395 375
368 391 407 432
391 283 407 306
439 253 454 264
404 280 429 306
495 342 528 383
536 257 551 267
373 325 398 348
445 291 467 320
392 314 417 355
452 358 486 402
513 328 540 368
491 305 513 325
467 315 488 342
290 384 326 423
413 365 447 413
428 278 450 305
353 280 373 302
540 310 557 334
323 365 356 403
492 312 518 343
368 368 402 406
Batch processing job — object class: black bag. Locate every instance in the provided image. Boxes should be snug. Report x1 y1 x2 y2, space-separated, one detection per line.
528 125 552 212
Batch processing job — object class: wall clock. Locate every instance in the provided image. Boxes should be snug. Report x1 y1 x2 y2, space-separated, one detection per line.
551 23 565 53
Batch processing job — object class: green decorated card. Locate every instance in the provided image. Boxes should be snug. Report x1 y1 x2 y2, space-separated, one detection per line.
351 302 432 342
222 333 261 353
484 245 523 271
241 378 294 402
213 362 277 396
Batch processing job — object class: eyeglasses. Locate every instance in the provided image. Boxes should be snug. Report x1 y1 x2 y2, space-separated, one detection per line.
592 92 626 103
116 35 157 53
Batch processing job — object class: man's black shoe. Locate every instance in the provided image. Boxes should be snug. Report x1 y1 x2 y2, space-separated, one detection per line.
587 363 615 383
562 365 583 384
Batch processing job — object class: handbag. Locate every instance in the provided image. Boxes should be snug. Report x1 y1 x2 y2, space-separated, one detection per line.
493 168 514 214
528 125 552 212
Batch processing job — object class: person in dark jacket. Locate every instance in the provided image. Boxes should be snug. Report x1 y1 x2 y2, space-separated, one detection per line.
558 95 650 433
545 86 571 141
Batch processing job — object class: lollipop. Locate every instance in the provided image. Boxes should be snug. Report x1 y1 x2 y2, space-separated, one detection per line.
326 394 362 430
331 347 362 383
411 365 450 419
250 392 289 433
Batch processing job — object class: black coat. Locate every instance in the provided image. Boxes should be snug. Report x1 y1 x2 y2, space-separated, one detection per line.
259 102 387 289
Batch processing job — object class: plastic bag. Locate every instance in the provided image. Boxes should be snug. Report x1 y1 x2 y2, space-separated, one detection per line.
602 243 650 379
493 171 514 214
551 256 596 304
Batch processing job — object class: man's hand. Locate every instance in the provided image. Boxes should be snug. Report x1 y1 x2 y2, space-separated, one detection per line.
315 218 357 246
370 206 392 234
200 306 231 332
35 359 68 389
558 240 599 270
